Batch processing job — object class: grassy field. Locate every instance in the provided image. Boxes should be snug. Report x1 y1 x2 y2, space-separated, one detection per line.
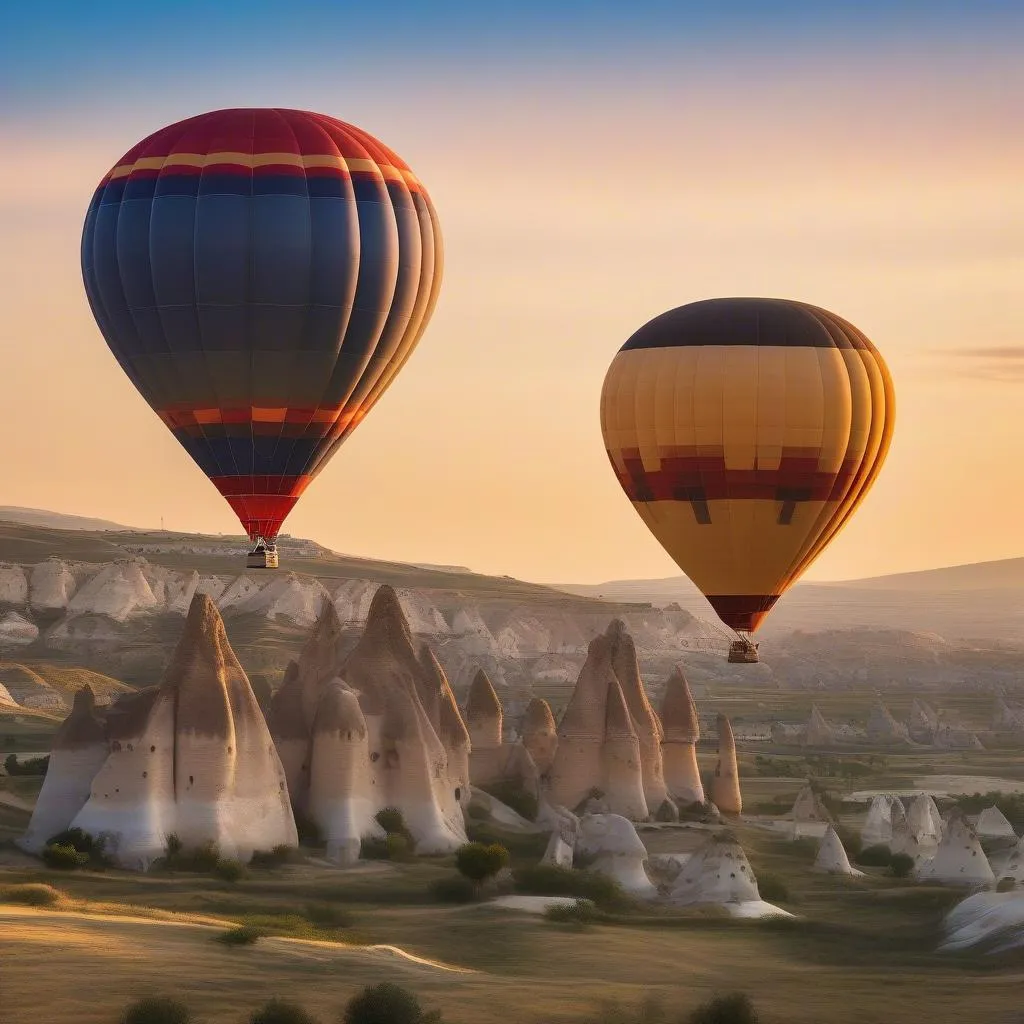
3 744 1024 1024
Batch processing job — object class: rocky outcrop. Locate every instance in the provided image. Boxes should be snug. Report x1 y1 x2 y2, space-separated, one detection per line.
804 705 836 746
547 633 648 820
0 564 29 606
576 813 656 898
659 666 704 806
465 669 504 784
669 833 759 905
862 794 898 848
520 697 558 776
916 810 994 886
975 806 1016 840
866 702 910 744
814 826 861 876
19 685 109 852
29 559 78 612
709 714 741 816
43 595 297 869
270 586 468 858
605 620 673 818
906 793 943 844
788 782 832 837
909 699 938 742
0 611 38 646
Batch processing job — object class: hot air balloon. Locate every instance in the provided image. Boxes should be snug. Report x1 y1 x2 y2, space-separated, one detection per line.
600 298 894 662
81 108 442 568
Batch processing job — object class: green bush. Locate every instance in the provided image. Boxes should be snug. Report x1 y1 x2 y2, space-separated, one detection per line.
688 993 758 1024
889 853 915 879
455 842 509 884
0 883 63 906
386 833 413 861
464 820 549 860
343 982 442 1024
213 858 246 882
214 924 263 947
250 845 297 868
163 836 222 873
303 903 354 928
854 844 893 868
479 780 539 822
545 898 598 929
756 873 789 903
513 863 624 909
121 996 192 1024
3 753 49 776
375 807 414 843
430 875 479 904
249 998 319 1024
42 842 89 870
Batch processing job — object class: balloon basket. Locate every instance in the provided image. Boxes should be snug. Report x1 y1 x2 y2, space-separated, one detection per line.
727 638 759 664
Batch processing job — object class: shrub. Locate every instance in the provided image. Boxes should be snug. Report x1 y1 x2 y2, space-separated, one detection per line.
3 753 49 776
513 864 624 909
164 838 221 873
249 999 319 1024
756 873 790 903
120 996 192 1024
0 883 63 907
213 858 246 882
688 993 758 1024
359 837 391 861
545 898 598 929
479 780 539 822
46 827 97 855
889 853 915 879
214 924 263 947
455 842 509 884
343 982 442 1024
386 833 413 861
42 842 89 870
430 875 478 904
375 807 414 844
250 845 297 868
854 844 893 868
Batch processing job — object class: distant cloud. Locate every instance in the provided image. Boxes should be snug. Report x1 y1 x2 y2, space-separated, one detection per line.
934 347 1024 381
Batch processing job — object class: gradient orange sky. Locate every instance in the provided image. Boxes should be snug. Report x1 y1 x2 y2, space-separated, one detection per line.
0 39 1021 585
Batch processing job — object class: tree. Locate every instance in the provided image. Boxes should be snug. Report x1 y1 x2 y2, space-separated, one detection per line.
455 842 509 885
343 983 442 1024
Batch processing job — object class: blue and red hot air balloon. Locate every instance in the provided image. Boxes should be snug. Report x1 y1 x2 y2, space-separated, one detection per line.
81 108 442 564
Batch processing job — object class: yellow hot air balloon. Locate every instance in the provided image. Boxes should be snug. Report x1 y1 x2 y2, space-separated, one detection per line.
600 298 895 662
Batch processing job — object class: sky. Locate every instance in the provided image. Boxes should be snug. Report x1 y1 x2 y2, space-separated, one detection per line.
0 2 1021 585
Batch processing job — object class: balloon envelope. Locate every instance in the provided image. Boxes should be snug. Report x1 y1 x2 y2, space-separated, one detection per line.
600 298 894 633
81 107 442 542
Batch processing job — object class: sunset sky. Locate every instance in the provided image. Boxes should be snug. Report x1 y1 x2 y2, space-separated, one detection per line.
1 2 1021 585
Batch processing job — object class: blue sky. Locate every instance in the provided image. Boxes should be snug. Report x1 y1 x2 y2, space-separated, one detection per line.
4 1 1023 116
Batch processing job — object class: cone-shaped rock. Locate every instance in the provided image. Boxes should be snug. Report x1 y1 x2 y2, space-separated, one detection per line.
341 585 465 853
267 661 311 812
548 634 648 819
465 669 503 786
602 677 649 820
804 705 836 746
20 685 109 852
814 826 862 875
975 806 1016 840
861 794 896 848
605 620 672 816
660 666 704 806
788 781 832 838
906 793 943 843
294 599 348 727
422 645 471 811
521 697 558 776
916 809 994 886
68 594 296 869
669 833 759 905
709 714 742 816
308 680 380 865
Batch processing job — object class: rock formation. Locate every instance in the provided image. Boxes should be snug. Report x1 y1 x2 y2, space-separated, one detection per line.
814 826 862 876
19 685 108 852
866 702 910 744
669 833 759 905
307 680 380 864
576 813 656 898
659 666 704 806
992 838 1024 886
787 782 832 838
709 714 742 816
916 810 994 886
908 699 938 742
975 806 1016 840
862 794 897 848
270 586 469 857
547 633 648 820
804 705 836 746
44 594 297 869
520 697 558 776
541 812 578 869
605 620 674 818
906 793 943 844
465 669 504 783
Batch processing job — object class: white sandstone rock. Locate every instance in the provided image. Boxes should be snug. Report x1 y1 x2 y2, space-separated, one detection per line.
668 833 760 905
577 812 656 898
0 611 38 646
916 810 994 887
814 826 863 876
660 666 704 806
29 559 77 612
975 806 1017 840
67 560 159 621
0 564 28 606
521 698 558 776
709 715 741 816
